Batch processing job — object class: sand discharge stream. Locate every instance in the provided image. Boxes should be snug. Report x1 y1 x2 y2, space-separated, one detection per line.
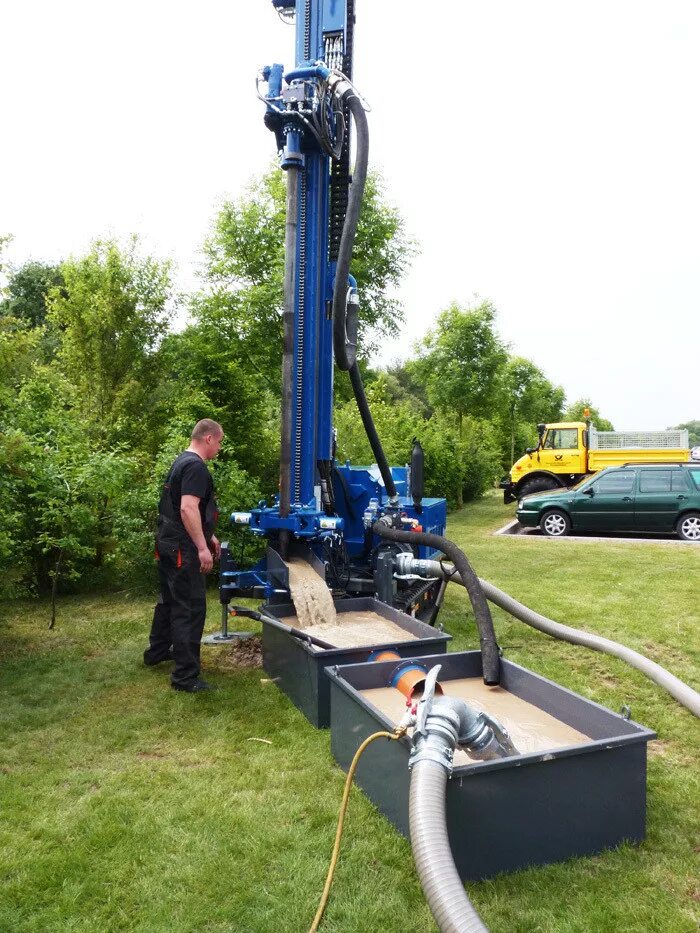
284 558 418 649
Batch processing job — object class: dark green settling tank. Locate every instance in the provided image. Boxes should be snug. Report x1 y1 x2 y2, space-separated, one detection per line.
261 598 451 728
327 651 655 880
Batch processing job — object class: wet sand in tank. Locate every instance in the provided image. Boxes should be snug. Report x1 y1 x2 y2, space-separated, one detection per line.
361 678 590 760
283 557 419 649
280 609 419 650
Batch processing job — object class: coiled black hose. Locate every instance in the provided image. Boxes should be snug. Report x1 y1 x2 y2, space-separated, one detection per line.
372 523 501 685
332 90 367 373
331 87 397 501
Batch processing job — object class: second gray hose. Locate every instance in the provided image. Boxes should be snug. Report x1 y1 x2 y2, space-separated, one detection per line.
409 759 487 933
414 558 700 718
477 576 700 719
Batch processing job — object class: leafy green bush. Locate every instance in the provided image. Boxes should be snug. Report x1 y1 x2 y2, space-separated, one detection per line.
334 379 501 510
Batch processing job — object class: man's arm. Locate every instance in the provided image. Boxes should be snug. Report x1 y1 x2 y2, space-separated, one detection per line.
180 495 214 573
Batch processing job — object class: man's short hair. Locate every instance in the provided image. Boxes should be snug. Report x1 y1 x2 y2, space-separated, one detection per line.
191 419 223 441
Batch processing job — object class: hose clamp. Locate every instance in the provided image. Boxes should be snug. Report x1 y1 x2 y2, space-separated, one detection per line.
409 732 455 773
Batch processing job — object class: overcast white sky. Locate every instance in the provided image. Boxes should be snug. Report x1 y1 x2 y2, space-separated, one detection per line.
2 1 698 429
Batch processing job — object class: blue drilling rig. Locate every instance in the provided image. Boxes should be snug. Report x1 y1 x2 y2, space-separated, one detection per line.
208 10 670 928
218 0 449 623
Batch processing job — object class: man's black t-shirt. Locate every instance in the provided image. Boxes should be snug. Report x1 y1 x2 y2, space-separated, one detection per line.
159 452 217 541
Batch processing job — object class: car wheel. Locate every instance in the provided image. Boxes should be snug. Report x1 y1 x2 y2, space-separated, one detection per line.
676 512 700 542
519 477 561 497
540 509 571 537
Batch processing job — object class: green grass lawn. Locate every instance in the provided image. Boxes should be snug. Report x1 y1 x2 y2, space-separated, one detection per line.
1 492 698 932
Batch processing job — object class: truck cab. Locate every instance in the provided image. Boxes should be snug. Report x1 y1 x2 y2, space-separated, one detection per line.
500 422 694 504
500 422 587 503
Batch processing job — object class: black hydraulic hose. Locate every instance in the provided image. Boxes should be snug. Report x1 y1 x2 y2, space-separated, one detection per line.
332 91 367 372
332 465 356 520
349 363 398 501
330 87 398 502
372 523 500 684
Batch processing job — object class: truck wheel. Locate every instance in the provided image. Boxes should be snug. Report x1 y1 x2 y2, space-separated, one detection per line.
519 477 561 497
540 509 571 537
676 512 700 542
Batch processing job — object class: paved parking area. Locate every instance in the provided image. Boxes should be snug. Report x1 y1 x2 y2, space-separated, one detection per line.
493 519 694 545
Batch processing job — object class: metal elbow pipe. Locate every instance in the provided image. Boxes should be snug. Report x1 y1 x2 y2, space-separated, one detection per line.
419 696 515 764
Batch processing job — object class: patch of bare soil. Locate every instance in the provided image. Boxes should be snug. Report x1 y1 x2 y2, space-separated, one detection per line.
218 635 263 669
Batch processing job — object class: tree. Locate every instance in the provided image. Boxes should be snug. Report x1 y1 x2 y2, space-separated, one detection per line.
382 358 432 417
153 325 279 491
47 238 172 445
194 166 416 392
0 313 42 410
0 363 146 599
501 356 564 464
563 398 614 431
415 299 508 428
333 377 501 508
0 234 12 295
1 260 64 328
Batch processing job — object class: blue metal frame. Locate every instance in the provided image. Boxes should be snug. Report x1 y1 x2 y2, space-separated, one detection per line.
220 1 448 600
251 0 345 534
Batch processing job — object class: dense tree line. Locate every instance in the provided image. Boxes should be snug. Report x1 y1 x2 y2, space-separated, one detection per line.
1 169 617 601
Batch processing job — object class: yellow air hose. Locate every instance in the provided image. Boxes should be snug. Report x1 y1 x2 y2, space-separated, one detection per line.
310 726 408 932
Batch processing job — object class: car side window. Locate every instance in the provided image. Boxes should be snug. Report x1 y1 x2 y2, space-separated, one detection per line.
639 471 672 493
689 469 700 489
543 429 579 450
671 472 690 492
592 471 635 494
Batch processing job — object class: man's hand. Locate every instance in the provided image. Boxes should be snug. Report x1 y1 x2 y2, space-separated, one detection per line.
209 535 221 561
198 546 214 574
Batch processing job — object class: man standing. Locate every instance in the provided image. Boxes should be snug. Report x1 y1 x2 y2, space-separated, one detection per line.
144 419 223 692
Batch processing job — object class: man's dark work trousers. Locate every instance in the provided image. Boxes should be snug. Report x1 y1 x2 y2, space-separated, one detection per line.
146 534 206 690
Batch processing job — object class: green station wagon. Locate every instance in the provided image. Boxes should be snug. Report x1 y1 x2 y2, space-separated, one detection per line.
516 464 700 541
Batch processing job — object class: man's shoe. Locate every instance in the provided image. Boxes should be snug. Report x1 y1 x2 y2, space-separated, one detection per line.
171 679 217 693
144 649 175 667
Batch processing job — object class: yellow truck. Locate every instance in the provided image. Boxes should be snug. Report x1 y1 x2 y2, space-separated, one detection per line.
500 422 697 503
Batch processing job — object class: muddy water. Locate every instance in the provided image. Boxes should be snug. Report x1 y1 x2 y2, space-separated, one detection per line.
361 678 590 759
280 609 419 650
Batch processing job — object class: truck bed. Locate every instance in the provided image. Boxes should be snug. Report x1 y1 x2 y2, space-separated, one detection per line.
588 448 690 471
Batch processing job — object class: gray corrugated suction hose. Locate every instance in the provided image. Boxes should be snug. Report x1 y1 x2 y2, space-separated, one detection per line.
409 760 487 933
402 557 700 718
476 576 700 719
